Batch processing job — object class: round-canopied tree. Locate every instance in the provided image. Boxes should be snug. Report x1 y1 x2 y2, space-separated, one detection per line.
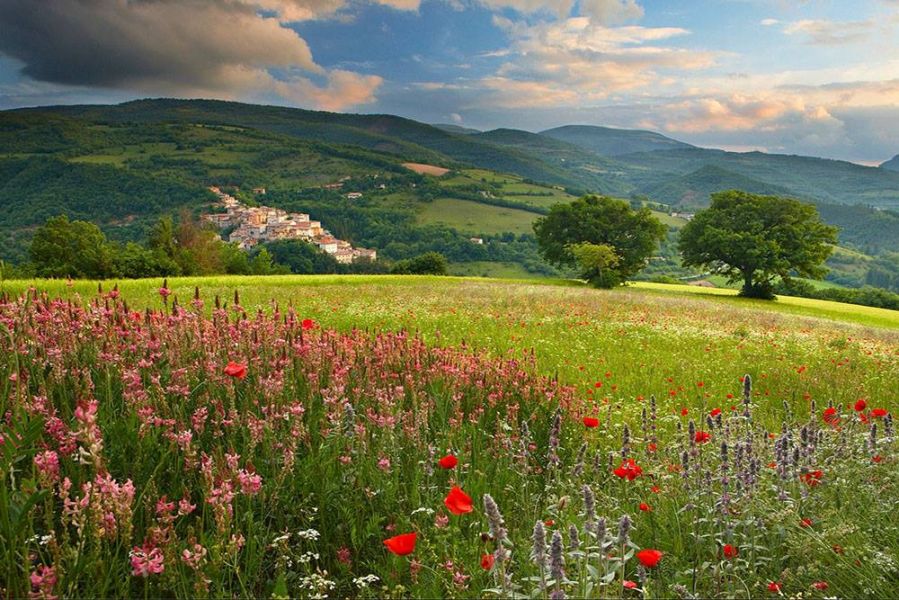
678 190 838 298
533 195 666 287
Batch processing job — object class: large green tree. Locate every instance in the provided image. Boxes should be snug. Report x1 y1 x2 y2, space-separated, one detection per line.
678 190 838 298
29 215 115 278
533 195 666 287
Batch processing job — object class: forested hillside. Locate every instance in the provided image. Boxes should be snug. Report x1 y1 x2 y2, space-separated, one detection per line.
2 98 898 291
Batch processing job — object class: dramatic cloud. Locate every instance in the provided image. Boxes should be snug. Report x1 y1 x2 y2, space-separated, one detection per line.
458 16 714 108
0 0 390 110
659 95 833 134
275 70 384 111
625 76 899 161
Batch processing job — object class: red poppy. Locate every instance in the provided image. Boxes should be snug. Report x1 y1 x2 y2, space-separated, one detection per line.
544 519 555 527
710 408 722 417
223 361 248 380
480 553 494 570
723 544 738 559
444 486 473 515
583 417 600 428
873 455 883 463
438 455 458 469
639 502 651 512
301 318 316 330
647 442 657 453
680 407 688 416
854 399 867 412
636 549 663 568
697 381 704 388
650 485 661 493
800 518 813 528
694 431 711 444
623 580 638 589
800 470 823 487
768 581 782 593
812 581 828 591
872 408 888 418
383 532 417 556
822 407 839 425
613 458 643 481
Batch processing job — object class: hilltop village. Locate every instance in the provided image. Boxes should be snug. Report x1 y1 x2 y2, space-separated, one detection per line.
203 187 376 264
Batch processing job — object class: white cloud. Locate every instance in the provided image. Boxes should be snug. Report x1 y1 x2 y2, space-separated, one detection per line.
475 0 642 24
249 0 420 22
782 19 874 45
460 16 714 108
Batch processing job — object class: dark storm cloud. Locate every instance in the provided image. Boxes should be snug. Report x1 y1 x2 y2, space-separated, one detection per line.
0 0 319 92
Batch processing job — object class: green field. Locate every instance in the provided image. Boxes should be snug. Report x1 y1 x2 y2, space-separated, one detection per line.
417 198 539 234
2 275 897 598
448 261 542 279
649 210 688 227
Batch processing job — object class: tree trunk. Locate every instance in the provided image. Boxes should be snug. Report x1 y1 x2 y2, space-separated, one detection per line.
742 269 754 296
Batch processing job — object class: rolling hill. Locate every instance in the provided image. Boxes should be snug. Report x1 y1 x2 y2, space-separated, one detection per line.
472 128 635 196
881 154 899 171
1 98 898 286
541 124 695 156
642 164 795 206
14 99 899 211
612 147 899 209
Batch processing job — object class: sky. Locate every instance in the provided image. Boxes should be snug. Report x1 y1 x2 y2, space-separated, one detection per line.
1 0 898 164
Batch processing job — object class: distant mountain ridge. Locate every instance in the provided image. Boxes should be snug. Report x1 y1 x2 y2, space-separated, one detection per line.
881 154 899 171
541 124 695 156
12 98 899 210
432 123 481 135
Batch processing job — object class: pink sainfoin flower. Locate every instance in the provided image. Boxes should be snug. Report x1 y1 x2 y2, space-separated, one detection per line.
131 542 165 577
207 481 235 532
337 546 352 565
377 457 391 472
34 450 60 486
29 564 58 600
94 473 136 540
178 496 197 516
74 399 104 469
44 416 77 456
191 407 208 433
181 543 208 570
237 469 262 495
224 452 241 472
156 495 176 524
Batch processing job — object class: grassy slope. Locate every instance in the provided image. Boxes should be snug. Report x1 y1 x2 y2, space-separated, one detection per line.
631 281 899 329
3 276 895 429
417 198 540 235
4 275 897 331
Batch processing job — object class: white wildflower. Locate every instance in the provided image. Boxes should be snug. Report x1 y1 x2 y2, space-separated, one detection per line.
296 528 320 540
354 574 380 589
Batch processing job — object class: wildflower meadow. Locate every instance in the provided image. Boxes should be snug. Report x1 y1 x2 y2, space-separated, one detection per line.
1 276 897 598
